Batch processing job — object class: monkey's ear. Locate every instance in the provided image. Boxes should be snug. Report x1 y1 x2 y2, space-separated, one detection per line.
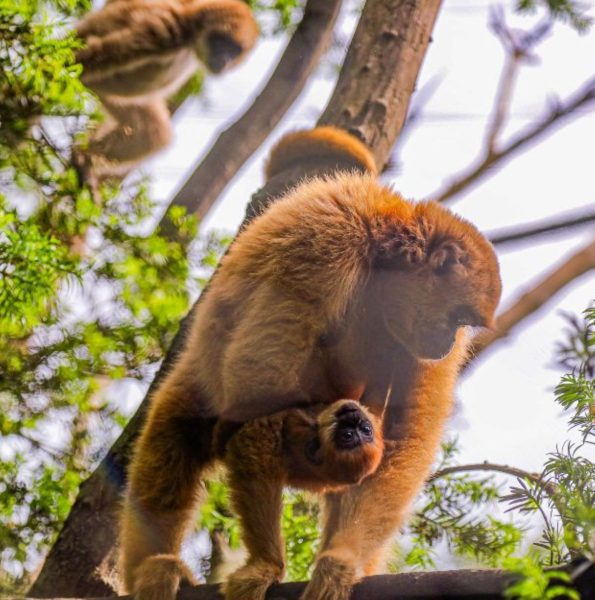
371 220 426 268
428 240 468 275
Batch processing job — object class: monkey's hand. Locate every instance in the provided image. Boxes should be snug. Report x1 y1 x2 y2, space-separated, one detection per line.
131 554 196 600
300 553 357 600
224 559 284 600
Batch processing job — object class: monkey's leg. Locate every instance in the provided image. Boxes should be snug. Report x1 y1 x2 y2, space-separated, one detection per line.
302 359 461 600
223 420 286 600
120 370 217 600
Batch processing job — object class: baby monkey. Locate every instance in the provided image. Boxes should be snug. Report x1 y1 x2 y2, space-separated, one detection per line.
127 400 383 600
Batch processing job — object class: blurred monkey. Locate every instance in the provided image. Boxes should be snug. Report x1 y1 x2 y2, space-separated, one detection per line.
74 0 258 180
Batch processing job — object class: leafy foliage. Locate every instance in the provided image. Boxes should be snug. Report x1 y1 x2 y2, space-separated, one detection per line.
399 441 523 570
503 307 594 569
0 0 225 591
516 0 593 32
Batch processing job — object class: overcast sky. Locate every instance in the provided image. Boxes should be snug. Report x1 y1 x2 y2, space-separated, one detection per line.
142 0 595 474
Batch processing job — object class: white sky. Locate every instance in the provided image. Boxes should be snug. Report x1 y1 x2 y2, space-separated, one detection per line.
143 0 595 474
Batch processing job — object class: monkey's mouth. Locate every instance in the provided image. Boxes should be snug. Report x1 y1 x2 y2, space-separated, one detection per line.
333 404 374 450
414 326 457 360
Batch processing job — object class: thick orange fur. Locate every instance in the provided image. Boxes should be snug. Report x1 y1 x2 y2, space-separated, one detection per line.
120 128 501 600
265 126 379 179
74 0 258 180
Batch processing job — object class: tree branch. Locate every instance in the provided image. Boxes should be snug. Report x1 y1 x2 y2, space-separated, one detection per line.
468 237 595 363
160 0 342 232
429 461 560 508
487 207 595 247
431 73 595 204
16 564 595 600
30 1 444 596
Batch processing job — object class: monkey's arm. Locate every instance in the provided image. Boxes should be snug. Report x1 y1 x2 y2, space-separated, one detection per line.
301 352 465 600
221 284 325 421
76 98 173 182
224 419 286 600
77 3 183 67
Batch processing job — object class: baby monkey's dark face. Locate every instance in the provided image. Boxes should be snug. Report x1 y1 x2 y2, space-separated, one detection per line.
309 400 384 487
333 403 375 450
282 399 384 491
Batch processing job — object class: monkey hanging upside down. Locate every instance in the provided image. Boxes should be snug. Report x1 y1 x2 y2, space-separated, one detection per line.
74 0 258 181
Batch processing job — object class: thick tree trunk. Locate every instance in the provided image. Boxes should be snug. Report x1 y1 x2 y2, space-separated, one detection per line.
29 1 443 596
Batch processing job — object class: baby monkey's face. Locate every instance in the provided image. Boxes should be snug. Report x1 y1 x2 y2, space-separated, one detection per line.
284 400 384 490
331 402 375 450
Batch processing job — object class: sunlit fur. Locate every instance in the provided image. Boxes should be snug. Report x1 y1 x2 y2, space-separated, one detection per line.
74 0 258 179
120 127 501 600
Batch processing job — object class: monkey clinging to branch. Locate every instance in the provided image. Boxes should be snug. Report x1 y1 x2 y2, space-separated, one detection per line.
74 0 258 181
120 126 502 600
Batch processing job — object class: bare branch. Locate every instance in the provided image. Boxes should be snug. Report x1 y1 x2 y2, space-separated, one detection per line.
430 461 559 503
432 74 595 204
468 237 595 362
160 0 342 232
488 208 595 247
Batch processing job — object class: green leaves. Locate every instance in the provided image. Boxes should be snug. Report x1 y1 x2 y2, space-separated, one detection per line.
516 1 593 32
0 210 79 329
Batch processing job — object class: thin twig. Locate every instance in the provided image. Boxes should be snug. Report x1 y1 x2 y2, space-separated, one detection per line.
433 74 595 204
487 207 595 247
429 461 558 498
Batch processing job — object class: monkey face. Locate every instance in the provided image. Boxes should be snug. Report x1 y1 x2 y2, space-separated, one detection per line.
311 400 384 486
332 403 375 450
204 32 243 73
283 400 384 491
375 238 501 360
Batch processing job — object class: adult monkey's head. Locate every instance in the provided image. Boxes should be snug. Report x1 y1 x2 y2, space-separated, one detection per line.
369 199 501 360
194 0 259 74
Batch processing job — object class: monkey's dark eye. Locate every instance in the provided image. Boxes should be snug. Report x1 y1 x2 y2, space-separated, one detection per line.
359 423 373 437
339 430 354 443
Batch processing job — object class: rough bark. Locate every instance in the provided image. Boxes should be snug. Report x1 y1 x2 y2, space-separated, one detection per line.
29 1 443 596
161 0 342 231
318 0 442 170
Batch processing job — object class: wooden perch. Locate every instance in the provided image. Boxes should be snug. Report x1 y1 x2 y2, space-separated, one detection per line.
15 562 595 600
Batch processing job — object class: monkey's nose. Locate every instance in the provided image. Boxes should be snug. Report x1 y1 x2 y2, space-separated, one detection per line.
334 401 361 419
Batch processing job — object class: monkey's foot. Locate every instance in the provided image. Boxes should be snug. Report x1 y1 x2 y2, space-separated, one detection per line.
300 555 356 600
224 560 284 600
132 554 196 600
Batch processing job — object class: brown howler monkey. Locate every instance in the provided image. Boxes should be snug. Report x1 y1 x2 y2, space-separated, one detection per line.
122 399 383 600
120 126 502 600
74 0 258 180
